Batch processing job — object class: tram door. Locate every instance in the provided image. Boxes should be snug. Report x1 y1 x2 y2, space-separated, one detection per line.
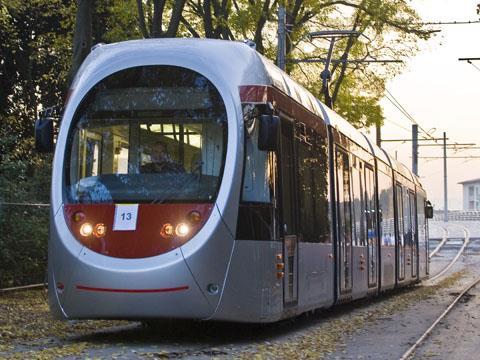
336 148 353 294
365 166 378 288
279 119 298 305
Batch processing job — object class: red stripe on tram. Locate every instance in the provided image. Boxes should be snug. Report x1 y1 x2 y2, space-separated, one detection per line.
76 284 189 293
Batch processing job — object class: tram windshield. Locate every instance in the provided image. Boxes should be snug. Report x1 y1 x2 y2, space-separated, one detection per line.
65 66 227 204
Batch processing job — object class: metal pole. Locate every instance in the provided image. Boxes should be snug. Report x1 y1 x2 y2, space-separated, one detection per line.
277 6 286 71
443 132 448 222
376 122 381 147
412 124 418 175
321 38 336 109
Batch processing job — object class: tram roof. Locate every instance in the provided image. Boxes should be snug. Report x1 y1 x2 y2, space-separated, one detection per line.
360 135 391 166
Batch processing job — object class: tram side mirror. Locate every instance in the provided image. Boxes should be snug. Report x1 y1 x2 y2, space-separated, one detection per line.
258 115 280 151
425 201 434 219
35 118 54 153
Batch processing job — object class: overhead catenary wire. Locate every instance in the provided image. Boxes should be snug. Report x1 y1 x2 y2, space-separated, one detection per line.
459 58 480 72
382 115 413 133
376 79 437 141
362 70 438 141
414 19 480 25
467 61 480 72
363 71 479 160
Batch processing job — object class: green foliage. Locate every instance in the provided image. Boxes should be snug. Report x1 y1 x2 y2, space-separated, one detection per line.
0 1 72 287
0 133 51 287
94 1 142 43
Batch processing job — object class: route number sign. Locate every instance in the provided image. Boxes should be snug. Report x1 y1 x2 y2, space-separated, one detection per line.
113 204 139 231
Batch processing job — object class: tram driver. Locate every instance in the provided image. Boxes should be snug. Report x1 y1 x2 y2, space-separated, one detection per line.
142 141 183 173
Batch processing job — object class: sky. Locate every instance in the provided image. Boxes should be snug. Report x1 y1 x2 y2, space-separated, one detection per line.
364 0 480 210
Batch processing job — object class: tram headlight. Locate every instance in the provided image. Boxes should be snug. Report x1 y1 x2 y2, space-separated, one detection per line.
79 222 93 237
160 223 175 238
175 223 190 237
93 223 106 238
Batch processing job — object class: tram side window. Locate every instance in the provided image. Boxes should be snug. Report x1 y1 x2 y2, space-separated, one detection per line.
403 188 412 247
365 166 377 247
396 184 404 247
409 191 416 245
378 170 395 246
417 194 426 247
351 157 365 246
241 120 272 203
237 118 275 240
336 148 353 247
297 128 330 243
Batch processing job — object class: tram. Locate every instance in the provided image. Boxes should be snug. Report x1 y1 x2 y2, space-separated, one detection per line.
35 39 433 322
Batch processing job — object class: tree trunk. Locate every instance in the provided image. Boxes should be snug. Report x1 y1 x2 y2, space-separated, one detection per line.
152 0 166 37
253 0 273 54
136 0 150 38
202 0 214 38
331 6 364 104
70 0 93 83
165 0 187 37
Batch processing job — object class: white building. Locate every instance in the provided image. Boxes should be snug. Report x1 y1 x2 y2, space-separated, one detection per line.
459 178 480 210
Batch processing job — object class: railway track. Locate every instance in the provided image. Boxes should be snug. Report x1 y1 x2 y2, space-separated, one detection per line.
0 283 46 294
429 225 448 258
399 276 480 360
428 226 470 283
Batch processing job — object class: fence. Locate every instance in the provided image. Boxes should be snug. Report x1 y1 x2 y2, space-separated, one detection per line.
433 210 480 221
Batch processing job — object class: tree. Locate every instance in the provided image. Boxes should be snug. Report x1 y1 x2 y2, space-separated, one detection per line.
71 0 93 80
0 0 75 286
136 0 188 38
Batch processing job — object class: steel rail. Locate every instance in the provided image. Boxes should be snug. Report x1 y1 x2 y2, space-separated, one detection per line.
0 283 47 294
399 276 480 360
428 227 470 283
429 226 448 258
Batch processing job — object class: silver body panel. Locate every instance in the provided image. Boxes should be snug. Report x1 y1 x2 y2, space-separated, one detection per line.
351 246 369 300
380 246 396 290
297 243 334 311
211 241 283 322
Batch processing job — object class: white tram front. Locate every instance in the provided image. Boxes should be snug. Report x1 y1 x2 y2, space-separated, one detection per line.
35 39 431 323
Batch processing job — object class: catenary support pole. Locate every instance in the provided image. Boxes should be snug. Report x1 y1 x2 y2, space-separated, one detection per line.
277 6 286 71
412 124 418 175
444 132 448 222
321 38 336 109
376 122 382 147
